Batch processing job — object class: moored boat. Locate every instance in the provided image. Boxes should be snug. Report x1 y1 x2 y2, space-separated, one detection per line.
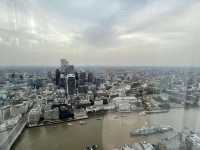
130 125 173 136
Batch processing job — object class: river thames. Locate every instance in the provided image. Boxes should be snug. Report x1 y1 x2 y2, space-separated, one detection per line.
12 108 200 150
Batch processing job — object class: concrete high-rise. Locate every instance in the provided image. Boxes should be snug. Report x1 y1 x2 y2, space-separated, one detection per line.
66 74 76 96
55 69 61 86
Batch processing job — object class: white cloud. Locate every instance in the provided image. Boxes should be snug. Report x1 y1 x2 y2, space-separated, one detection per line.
0 0 200 66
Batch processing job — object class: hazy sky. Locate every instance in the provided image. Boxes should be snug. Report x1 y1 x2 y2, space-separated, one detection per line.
0 0 200 66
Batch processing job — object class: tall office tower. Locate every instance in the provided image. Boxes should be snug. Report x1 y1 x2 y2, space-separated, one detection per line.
47 71 52 80
60 74 66 88
66 74 76 96
88 72 94 83
55 69 61 86
95 77 104 88
75 72 79 88
79 72 86 85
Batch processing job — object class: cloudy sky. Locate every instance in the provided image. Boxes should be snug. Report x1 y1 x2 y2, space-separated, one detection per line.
0 0 200 66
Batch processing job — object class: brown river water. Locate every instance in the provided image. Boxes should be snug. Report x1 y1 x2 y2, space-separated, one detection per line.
12 108 200 150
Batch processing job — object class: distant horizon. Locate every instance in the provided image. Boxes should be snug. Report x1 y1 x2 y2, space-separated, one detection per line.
1 64 200 68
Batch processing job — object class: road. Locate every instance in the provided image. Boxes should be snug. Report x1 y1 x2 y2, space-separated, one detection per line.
0 116 27 150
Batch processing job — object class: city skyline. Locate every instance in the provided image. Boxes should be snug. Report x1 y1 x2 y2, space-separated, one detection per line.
0 0 200 66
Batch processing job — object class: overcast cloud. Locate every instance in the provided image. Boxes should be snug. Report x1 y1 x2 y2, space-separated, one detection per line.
0 0 200 66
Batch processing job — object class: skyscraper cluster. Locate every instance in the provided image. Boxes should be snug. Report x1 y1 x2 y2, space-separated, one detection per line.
55 59 96 98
